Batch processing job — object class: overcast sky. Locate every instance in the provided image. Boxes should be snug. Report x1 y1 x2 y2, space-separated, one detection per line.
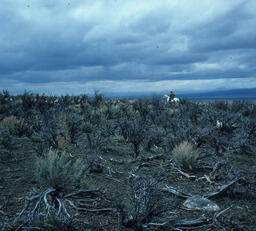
1 0 256 96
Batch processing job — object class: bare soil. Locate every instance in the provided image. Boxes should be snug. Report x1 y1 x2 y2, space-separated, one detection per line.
1 132 256 230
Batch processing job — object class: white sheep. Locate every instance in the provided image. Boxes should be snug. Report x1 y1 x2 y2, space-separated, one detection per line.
163 94 180 103
216 120 223 128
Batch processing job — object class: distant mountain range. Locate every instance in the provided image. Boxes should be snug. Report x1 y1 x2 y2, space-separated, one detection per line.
106 88 256 100
180 88 256 100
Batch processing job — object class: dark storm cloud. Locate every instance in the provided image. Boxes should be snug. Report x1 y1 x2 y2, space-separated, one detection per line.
0 0 255 94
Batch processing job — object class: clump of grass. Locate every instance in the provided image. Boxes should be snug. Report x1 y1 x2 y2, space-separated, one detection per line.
172 141 198 171
36 149 85 193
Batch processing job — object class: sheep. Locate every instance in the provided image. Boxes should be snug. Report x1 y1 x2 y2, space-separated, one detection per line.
163 94 180 103
216 120 223 129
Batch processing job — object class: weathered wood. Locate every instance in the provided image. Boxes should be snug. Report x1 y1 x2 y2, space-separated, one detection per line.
206 177 240 199
163 185 192 199
143 217 211 229
64 189 104 198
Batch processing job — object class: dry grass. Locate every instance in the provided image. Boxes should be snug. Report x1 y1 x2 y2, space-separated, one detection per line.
172 141 198 171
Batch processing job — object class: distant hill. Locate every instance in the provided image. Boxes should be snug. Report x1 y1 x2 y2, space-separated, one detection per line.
180 88 256 100
105 88 256 100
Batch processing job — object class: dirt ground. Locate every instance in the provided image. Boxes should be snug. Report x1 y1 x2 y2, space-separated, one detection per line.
1 130 256 231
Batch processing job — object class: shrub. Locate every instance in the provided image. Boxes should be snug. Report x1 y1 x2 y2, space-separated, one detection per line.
172 141 198 170
59 94 72 108
34 94 55 113
32 109 63 154
91 91 103 107
0 115 30 136
0 129 15 156
82 121 109 153
86 150 104 173
120 116 147 158
151 95 163 112
36 149 85 193
143 127 164 152
108 105 124 120
230 100 256 118
133 98 150 121
66 112 82 144
0 90 14 115
0 89 11 104
210 100 229 111
91 109 105 126
154 110 171 131
100 119 118 137
122 177 172 230
21 91 36 111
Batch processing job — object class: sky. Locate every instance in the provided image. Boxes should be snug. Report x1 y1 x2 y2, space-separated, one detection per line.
0 0 256 96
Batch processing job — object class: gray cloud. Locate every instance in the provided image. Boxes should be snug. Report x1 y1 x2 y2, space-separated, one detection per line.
0 0 255 95
188 4 256 52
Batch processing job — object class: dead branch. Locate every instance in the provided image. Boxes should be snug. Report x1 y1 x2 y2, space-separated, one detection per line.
15 219 30 231
197 174 219 185
105 175 123 183
65 199 78 212
106 166 123 176
14 187 72 229
213 206 233 228
142 220 175 229
163 185 192 199
64 189 104 199
143 216 211 230
65 200 117 214
172 165 197 180
77 207 117 213
13 187 95 230
109 158 124 165
215 206 232 220
21 227 40 230
206 177 240 199
175 217 211 229
164 177 243 201
78 198 101 203
14 189 53 223
128 172 139 181
210 161 226 173
98 156 108 163
134 162 152 171
0 197 9 216
141 154 164 161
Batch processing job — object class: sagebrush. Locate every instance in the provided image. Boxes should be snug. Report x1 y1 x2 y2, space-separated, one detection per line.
36 149 85 193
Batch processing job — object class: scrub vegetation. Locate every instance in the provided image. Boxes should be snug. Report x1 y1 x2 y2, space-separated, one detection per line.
0 89 256 230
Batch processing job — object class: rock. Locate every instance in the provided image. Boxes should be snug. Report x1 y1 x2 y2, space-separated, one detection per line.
183 195 220 211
